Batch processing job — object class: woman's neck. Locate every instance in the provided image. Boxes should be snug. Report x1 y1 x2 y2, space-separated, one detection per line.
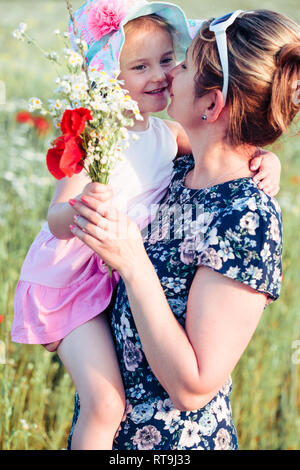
184 127 256 190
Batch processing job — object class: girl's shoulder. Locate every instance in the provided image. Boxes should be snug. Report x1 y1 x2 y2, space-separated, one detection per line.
162 118 181 136
162 120 191 156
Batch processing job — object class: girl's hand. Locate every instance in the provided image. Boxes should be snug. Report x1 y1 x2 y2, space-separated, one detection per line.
77 181 114 206
250 149 281 197
68 192 147 280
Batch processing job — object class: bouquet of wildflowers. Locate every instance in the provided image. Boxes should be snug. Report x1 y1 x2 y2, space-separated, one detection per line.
12 1 142 184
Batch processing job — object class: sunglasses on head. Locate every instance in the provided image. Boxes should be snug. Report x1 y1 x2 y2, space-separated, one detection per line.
209 10 253 107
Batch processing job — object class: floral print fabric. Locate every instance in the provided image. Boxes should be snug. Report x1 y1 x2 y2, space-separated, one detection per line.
67 154 282 450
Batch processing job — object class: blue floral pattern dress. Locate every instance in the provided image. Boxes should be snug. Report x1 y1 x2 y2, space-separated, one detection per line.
67 154 282 450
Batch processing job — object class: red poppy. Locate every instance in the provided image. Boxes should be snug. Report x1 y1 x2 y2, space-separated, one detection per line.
0 315 4 324
60 107 93 136
15 111 34 124
46 134 85 179
33 116 51 136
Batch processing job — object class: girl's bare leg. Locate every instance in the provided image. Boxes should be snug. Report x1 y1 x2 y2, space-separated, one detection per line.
56 314 125 450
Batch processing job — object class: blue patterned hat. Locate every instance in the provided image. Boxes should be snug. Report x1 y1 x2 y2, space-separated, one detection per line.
69 0 204 76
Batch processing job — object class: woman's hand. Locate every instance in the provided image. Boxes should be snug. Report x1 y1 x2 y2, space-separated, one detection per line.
250 149 281 197
68 191 147 279
47 171 114 239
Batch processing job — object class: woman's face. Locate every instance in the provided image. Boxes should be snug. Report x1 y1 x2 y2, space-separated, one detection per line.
167 47 199 128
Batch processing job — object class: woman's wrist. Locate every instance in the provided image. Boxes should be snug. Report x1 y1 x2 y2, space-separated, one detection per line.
120 248 154 285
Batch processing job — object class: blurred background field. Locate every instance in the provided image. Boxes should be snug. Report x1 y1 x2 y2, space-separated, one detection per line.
0 0 300 450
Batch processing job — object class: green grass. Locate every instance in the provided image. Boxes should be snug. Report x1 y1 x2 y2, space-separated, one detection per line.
0 0 300 450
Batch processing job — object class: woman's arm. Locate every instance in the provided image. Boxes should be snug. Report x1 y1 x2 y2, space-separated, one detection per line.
121 262 266 411
69 195 267 411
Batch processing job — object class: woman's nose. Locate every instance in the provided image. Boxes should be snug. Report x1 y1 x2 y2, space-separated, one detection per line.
166 64 178 87
166 70 173 89
168 64 178 79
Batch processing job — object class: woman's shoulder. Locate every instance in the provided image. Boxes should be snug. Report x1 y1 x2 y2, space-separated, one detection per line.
218 177 282 223
179 177 283 302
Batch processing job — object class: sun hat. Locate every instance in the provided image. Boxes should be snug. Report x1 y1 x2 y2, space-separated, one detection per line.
69 0 204 76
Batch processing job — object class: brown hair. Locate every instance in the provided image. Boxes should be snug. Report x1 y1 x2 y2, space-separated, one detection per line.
124 13 176 43
191 10 300 147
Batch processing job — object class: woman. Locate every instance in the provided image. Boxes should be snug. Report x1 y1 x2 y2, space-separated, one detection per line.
67 10 300 449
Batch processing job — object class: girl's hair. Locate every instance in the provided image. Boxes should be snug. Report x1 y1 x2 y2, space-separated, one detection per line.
124 13 177 44
191 10 300 147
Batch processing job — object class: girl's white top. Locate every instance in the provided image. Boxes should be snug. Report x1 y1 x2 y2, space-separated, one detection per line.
110 116 177 218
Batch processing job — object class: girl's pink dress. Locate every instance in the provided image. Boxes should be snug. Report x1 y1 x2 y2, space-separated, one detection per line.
11 117 178 344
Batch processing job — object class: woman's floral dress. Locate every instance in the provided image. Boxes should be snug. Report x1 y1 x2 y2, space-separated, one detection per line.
67 154 282 450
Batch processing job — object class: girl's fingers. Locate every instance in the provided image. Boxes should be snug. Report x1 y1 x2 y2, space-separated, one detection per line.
82 182 113 203
253 170 268 183
269 186 280 197
86 182 113 194
250 155 263 171
86 188 113 203
262 185 272 194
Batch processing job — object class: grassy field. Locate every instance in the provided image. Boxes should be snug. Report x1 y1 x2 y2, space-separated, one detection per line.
0 0 300 450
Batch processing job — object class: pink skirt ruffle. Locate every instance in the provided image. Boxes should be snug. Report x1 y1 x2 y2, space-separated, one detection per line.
11 224 120 344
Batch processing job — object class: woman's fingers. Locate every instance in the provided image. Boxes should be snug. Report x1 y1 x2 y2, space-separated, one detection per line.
73 214 109 235
69 197 110 228
72 210 111 240
70 222 107 247
79 195 120 222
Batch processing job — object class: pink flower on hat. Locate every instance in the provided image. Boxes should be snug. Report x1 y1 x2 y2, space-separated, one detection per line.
88 0 127 41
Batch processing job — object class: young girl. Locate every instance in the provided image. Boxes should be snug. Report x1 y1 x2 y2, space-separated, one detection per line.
11 0 281 450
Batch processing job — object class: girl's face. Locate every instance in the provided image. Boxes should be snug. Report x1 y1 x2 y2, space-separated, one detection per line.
167 47 199 128
119 25 175 117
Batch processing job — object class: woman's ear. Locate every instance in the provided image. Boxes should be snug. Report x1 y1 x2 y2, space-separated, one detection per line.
204 89 224 123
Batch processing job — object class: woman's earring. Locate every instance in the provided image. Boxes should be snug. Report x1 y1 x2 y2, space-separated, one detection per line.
202 115 207 121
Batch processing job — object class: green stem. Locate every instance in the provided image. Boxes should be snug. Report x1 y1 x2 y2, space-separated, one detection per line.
24 32 47 55
24 32 63 79
65 0 92 92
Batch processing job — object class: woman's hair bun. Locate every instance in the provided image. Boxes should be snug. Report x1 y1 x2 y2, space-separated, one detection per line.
270 42 300 134
276 42 300 68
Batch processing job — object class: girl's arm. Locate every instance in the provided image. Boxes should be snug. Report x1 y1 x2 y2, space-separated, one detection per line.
163 119 192 156
48 172 113 239
165 120 281 197
69 196 266 411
